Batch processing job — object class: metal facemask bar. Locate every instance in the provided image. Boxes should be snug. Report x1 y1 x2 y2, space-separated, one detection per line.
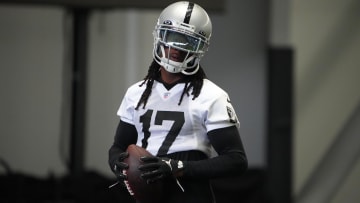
158 25 208 54
153 25 207 74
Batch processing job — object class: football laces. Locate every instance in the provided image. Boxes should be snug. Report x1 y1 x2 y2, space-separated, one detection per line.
123 169 135 195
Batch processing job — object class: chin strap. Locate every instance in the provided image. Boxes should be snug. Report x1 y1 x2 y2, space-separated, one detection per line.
181 63 199 75
157 44 200 75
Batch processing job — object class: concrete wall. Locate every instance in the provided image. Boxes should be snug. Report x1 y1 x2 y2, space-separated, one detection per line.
292 0 360 202
0 6 67 177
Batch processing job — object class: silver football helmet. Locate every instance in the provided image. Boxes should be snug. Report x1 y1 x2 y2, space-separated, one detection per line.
153 1 212 75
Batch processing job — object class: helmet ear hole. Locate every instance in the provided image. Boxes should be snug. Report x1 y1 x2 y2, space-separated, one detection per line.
156 44 163 57
186 58 196 67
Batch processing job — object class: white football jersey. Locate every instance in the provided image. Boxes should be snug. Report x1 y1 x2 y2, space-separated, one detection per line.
117 79 240 157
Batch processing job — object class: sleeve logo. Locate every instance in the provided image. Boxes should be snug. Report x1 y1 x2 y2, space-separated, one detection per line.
227 106 238 123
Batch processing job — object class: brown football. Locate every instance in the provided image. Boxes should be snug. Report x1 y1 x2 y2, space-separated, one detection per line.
124 144 163 203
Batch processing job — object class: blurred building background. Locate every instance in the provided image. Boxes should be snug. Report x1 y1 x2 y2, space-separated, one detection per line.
0 0 359 202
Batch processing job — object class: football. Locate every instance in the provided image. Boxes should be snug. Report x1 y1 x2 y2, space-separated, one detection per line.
124 144 163 203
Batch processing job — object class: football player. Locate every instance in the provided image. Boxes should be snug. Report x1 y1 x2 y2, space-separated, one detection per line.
109 1 248 203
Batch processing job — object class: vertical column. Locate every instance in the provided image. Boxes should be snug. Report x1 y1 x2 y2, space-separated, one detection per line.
266 0 293 202
69 8 89 175
266 47 293 203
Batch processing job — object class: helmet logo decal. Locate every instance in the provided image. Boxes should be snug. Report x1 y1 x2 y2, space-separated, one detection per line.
184 2 195 24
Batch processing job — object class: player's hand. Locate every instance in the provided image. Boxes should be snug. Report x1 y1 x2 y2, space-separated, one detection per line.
139 156 183 184
113 151 129 181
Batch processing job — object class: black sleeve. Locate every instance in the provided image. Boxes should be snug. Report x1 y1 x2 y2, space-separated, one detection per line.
183 126 248 178
108 120 138 172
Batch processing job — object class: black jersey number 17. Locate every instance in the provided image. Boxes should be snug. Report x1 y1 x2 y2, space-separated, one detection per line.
139 109 185 156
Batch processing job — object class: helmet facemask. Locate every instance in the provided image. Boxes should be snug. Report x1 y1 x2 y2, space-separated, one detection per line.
153 23 209 75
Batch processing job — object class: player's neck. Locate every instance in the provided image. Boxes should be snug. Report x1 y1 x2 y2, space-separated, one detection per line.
160 67 184 85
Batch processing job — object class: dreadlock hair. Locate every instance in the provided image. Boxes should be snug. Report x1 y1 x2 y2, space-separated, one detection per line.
135 60 207 110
